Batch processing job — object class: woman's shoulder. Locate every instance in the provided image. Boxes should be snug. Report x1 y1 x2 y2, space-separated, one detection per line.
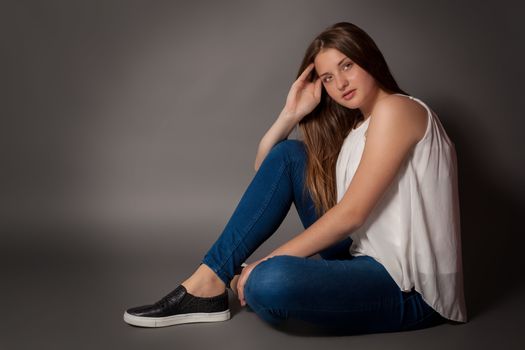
374 93 428 120
371 93 428 142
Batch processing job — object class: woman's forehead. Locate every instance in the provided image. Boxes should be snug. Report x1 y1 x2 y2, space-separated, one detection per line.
315 48 348 74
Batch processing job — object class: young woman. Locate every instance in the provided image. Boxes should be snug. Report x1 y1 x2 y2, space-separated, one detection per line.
123 22 467 334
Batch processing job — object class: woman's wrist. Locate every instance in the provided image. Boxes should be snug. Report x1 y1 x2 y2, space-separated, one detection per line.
279 107 302 124
269 109 299 140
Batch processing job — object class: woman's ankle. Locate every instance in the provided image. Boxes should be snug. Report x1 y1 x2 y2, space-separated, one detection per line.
181 264 227 298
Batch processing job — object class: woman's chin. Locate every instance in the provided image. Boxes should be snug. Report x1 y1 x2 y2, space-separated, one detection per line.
337 99 359 110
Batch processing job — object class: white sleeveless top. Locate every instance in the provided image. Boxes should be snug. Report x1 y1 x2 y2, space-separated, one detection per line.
335 94 467 323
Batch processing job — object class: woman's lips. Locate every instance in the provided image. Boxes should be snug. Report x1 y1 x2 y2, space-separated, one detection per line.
342 89 356 100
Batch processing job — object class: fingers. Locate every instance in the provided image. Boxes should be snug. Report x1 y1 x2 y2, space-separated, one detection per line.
314 76 322 99
297 62 315 82
237 281 242 305
237 273 246 306
237 262 254 306
236 260 263 307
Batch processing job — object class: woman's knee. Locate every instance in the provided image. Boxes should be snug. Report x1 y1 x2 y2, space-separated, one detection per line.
266 139 306 163
244 255 298 309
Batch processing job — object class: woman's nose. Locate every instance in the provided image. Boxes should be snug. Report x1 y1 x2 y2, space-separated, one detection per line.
336 76 349 91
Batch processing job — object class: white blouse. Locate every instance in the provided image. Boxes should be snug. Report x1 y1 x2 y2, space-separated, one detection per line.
335 94 467 322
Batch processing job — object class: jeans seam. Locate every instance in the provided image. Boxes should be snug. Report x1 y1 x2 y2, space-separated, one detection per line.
402 309 439 330
398 293 418 306
246 283 396 315
215 160 288 276
251 302 394 321
398 292 439 329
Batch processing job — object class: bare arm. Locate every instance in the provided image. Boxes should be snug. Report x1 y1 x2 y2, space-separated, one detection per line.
254 63 322 171
254 108 298 171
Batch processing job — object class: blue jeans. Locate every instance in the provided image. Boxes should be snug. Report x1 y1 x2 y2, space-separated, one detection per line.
202 139 447 334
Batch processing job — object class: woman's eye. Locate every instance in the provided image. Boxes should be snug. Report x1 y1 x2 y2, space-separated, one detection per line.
323 76 332 83
343 62 353 70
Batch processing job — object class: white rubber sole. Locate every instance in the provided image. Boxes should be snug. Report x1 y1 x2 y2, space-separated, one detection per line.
123 309 231 328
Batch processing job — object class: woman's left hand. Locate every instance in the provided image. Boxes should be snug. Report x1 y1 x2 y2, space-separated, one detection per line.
236 257 270 307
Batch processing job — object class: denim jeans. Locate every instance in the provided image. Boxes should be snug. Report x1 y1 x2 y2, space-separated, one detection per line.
202 139 447 334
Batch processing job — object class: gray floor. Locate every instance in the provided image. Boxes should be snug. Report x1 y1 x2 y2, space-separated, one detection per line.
3 221 524 350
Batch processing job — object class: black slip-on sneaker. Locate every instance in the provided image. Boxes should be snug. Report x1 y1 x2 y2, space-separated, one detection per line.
123 285 230 327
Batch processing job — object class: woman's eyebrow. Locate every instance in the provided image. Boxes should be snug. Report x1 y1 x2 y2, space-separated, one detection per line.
319 57 348 77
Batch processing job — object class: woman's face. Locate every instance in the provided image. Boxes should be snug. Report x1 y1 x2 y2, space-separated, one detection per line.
314 47 379 111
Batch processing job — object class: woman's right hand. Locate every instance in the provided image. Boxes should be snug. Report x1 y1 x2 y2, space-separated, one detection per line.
283 63 323 123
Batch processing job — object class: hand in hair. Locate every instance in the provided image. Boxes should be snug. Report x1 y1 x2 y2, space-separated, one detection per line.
283 63 322 123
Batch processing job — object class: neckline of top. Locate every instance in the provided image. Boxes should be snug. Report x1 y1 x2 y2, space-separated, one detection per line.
393 93 414 100
354 116 371 130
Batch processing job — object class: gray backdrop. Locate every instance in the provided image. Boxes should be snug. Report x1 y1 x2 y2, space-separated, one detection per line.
2 0 524 349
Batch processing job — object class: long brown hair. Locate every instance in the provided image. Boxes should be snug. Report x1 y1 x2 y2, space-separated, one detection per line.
297 22 408 217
